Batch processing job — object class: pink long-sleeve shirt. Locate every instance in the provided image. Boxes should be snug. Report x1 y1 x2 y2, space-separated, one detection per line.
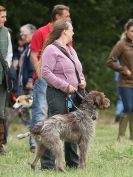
41 41 85 92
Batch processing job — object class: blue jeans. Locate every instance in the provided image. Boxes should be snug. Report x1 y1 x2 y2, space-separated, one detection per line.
116 96 124 116
22 108 36 148
31 78 48 128
115 81 123 116
119 87 133 113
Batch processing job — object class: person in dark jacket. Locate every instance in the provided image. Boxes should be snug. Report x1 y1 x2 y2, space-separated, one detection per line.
18 24 36 95
18 24 36 152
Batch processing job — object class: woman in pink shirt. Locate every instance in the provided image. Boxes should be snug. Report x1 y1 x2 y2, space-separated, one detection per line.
41 20 86 169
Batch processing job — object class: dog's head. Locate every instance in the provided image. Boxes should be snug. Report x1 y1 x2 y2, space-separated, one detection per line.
83 91 110 110
13 95 33 109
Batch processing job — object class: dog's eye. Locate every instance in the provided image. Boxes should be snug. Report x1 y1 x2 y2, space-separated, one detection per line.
17 100 20 103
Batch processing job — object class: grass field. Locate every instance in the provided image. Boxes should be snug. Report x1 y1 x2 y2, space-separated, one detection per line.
0 108 133 177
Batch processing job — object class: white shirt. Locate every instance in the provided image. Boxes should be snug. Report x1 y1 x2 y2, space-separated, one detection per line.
5 31 13 67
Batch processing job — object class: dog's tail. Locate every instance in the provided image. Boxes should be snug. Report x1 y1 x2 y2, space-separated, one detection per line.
17 123 43 139
17 132 30 139
30 122 44 135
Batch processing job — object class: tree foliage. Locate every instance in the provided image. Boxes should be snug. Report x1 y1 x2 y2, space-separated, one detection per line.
1 0 133 103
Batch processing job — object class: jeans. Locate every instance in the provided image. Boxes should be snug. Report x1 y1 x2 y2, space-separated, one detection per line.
16 86 36 148
119 87 133 113
116 96 124 116
115 79 123 116
31 78 48 128
22 108 36 148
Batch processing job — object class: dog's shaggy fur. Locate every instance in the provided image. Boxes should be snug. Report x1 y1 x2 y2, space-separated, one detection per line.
30 91 110 171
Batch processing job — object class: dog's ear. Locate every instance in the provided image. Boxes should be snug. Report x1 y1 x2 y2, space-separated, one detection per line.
11 93 17 102
26 95 33 102
94 95 103 108
94 93 110 109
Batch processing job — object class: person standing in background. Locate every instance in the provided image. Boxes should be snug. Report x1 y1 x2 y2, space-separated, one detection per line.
18 24 36 95
30 5 71 129
11 36 26 94
107 19 133 141
18 24 36 153
0 5 12 154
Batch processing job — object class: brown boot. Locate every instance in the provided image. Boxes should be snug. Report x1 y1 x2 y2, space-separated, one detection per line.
129 114 133 140
0 119 6 155
117 113 129 142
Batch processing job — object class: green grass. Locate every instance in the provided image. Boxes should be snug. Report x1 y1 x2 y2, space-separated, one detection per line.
0 109 133 177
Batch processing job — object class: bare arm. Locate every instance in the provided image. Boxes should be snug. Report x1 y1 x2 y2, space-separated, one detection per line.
30 51 41 77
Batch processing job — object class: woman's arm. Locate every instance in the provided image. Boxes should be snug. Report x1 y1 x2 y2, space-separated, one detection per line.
107 40 131 75
41 46 70 92
70 47 86 88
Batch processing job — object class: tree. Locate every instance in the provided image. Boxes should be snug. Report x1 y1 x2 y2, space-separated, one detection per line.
1 0 133 103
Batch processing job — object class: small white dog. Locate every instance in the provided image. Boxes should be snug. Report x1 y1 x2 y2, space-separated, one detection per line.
13 95 33 126
13 95 33 139
6 95 33 127
13 95 36 153
13 95 33 109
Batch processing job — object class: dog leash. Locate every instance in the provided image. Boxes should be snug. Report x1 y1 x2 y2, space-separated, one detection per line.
67 94 79 111
76 90 85 100
67 92 82 111
67 90 88 111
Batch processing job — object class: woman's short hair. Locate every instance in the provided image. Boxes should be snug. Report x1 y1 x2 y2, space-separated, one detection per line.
51 5 70 21
20 24 36 34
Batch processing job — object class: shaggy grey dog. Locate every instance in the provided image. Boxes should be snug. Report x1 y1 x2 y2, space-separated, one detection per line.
30 91 110 171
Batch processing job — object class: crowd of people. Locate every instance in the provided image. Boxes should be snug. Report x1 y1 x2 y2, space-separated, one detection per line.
1 2 133 170
0 4 86 170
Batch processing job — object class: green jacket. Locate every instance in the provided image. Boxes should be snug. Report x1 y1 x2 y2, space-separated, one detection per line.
0 26 8 85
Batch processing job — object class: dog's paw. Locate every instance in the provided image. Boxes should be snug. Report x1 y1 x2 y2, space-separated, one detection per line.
56 167 65 172
28 162 35 170
31 164 35 170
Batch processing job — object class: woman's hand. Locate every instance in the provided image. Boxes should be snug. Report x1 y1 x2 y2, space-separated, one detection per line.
78 80 86 89
121 66 132 76
67 85 77 93
125 69 132 76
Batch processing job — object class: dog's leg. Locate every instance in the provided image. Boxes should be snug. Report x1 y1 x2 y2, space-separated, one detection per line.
79 140 88 169
6 107 17 128
54 139 65 172
30 144 44 170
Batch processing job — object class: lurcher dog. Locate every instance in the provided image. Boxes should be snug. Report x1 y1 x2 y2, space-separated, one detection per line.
29 91 110 171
